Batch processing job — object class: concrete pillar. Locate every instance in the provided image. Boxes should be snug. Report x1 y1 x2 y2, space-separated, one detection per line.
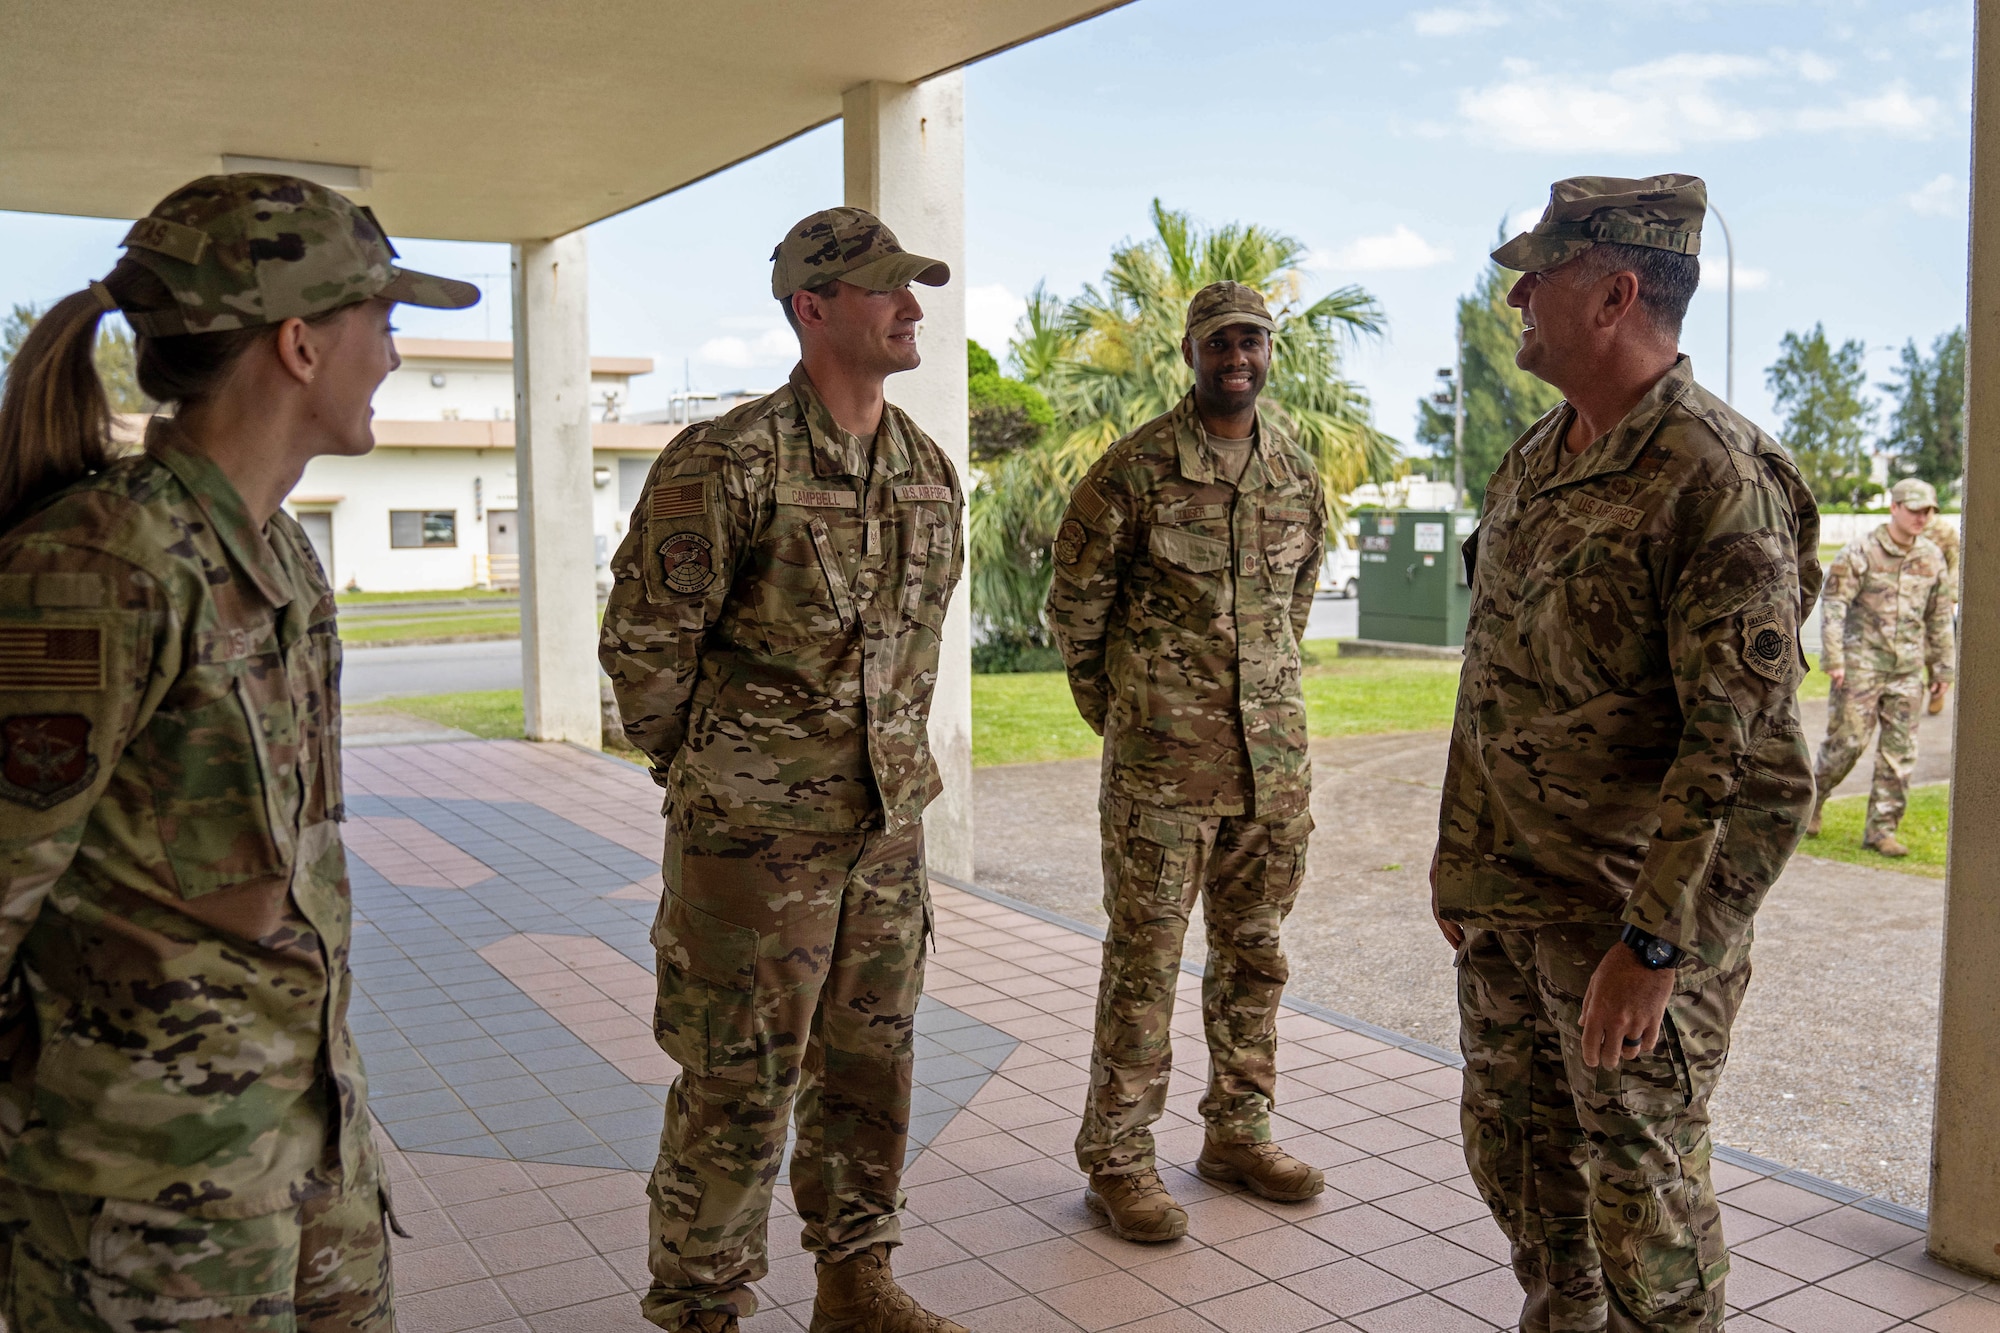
510 231 602 748
843 74 973 880
1931 0 1998 1276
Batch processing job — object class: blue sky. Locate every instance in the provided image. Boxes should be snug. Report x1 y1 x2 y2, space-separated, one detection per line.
0 0 1974 454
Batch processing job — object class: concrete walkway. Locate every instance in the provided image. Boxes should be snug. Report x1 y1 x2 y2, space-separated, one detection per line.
341 738 1991 1331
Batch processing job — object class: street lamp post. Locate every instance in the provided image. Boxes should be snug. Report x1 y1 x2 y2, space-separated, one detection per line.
1710 203 1735 405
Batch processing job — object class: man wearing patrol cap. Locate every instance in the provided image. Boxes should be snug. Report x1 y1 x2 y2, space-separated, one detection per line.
601 207 966 1333
1431 175 1820 1331
0 172 477 1329
1806 475 1954 856
1046 281 1328 1244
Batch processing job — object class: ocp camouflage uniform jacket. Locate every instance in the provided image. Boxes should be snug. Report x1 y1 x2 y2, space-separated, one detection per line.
1436 358 1821 972
0 420 366 1218
1819 525 1954 681
1044 391 1326 818
600 363 963 833
1921 512 1961 611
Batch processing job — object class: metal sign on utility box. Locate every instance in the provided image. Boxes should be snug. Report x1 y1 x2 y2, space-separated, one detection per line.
1353 508 1478 653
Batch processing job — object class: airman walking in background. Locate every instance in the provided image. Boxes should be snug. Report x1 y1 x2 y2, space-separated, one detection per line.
0 174 479 1331
1920 504 1960 713
1046 281 1328 1244
1808 476 1955 856
601 208 967 1333
1433 175 1820 1332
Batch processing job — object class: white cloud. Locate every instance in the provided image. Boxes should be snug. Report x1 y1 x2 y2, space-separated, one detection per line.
698 325 794 369
1311 225 1453 272
1413 2 1504 36
1457 55 1942 153
1907 172 1965 216
1775 48 1839 83
1795 84 1942 135
967 283 1026 357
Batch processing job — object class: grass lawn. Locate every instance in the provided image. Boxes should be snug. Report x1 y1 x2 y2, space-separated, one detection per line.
1801 781 1948 878
351 690 524 739
339 612 521 644
337 588 516 606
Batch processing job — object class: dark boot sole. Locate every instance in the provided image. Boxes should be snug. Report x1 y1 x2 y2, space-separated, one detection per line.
1084 1187 1187 1243
1196 1155 1325 1203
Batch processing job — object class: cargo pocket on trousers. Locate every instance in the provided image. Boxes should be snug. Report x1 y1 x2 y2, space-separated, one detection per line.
1134 808 1196 909
1592 1009 1694 1117
651 891 760 1083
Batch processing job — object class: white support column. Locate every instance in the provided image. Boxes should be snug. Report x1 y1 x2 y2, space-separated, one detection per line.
844 74 974 881
1931 0 1998 1276
510 231 603 748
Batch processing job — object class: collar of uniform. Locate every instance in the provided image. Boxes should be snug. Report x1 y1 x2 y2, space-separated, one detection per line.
145 418 294 609
786 363 908 480
1871 523 1915 559
1536 355 1695 496
1172 391 1272 491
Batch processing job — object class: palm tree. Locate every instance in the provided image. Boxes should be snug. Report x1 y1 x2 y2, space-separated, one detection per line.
971 200 1399 660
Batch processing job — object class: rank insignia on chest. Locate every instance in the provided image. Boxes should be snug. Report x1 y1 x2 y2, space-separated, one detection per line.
0 713 97 809
660 532 716 595
1741 612 1794 684
1055 519 1087 565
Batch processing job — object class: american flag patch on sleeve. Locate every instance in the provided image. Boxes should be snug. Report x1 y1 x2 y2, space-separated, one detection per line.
650 479 708 521
1072 480 1109 525
0 626 104 691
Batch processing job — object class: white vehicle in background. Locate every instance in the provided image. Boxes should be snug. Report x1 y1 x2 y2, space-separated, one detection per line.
1319 539 1360 599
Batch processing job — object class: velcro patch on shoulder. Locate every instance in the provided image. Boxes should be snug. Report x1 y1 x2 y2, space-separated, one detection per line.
1568 493 1645 530
1741 611 1794 685
774 484 859 509
0 626 104 691
894 484 953 503
650 478 709 521
1071 479 1110 526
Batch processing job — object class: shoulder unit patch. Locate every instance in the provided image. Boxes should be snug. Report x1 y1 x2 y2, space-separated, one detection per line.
0 713 97 809
659 532 716 596
1741 611 1794 685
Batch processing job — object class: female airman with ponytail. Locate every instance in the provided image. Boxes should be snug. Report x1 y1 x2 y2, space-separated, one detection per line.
0 174 476 1330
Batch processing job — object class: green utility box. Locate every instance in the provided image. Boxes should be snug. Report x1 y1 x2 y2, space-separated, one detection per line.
1356 508 1478 647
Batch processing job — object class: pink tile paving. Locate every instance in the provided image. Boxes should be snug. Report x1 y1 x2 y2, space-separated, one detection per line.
344 739 1993 1332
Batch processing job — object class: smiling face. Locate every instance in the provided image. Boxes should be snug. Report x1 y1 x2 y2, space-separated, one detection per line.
1184 323 1272 420
1505 260 1603 384
300 298 400 458
793 279 925 378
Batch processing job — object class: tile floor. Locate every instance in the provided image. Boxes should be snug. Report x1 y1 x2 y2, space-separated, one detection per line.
343 740 1999 1332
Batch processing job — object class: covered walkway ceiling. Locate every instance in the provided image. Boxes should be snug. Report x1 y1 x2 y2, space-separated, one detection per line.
0 0 1125 241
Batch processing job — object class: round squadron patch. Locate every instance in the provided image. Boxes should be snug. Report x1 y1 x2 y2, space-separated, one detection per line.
660 532 715 595
0 713 97 810
1742 612 1793 684
1055 520 1087 566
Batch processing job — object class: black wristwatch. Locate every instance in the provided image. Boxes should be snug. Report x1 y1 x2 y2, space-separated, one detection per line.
1621 924 1681 970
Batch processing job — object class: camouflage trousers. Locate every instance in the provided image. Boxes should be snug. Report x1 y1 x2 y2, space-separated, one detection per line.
0 1143 394 1332
1459 923 1748 1333
1815 669 1925 841
1076 795 1314 1176
643 811 929 1328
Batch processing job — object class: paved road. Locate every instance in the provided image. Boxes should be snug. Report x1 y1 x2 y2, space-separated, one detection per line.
343 639 523 703
1304 592 1358 640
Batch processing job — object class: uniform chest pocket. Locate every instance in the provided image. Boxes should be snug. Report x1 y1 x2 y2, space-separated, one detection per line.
741 514 858 651
146 643 291 899
1262 506 1318 577
900 512 959 631
1522 571 1662 713
1148 525 1230 574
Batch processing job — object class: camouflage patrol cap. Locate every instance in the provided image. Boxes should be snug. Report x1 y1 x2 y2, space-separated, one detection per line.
1492 174 1707 273
770 207 950 300
1185 282 1277 344
115 173 479 337
1890 477 1939 510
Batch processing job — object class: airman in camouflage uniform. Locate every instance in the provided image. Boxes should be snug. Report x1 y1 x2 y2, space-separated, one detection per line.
1046 282 1328 1243
0 175 477 1329
1920 509 1959 713
1434 177 1820 1332
600 209 966 1333
1808 477 1954 855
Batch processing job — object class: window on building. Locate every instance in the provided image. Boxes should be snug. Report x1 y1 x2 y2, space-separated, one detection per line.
390 510 458 548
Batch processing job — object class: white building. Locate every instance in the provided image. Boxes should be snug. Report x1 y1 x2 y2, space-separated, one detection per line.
282 338 687 593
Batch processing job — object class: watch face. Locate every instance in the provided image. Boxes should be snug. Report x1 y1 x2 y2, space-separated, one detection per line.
1644 939 1675 967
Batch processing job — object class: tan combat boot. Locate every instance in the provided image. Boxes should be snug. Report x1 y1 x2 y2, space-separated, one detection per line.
1084 1167 1188 1243
1866 834 1910 858
810 1245 967 1333
1197 1139 1325 1202
1805 801 1825 837
1929 693 1946 715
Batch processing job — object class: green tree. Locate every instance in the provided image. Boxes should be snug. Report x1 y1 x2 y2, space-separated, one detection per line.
1766 324 1876 505
970 201 1397 661
967 339 1053 463
0 302 151 412
1415 262 1561 509
1881 327 1965 495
